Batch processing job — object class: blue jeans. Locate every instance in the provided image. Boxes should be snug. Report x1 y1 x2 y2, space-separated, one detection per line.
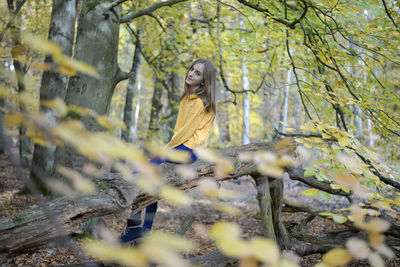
139 144 197 231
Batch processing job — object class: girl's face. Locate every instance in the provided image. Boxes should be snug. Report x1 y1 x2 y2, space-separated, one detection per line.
186 63 204 89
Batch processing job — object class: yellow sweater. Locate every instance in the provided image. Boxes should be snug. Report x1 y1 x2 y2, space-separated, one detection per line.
166 94 215 149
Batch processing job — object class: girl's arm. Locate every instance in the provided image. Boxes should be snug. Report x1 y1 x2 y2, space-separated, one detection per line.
166 100 205 149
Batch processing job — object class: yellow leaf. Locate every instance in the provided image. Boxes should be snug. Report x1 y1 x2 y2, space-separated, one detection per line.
301 188 319 197
4 112 24 127
41 97 68 117
210 221 242 241
18 92 37 109
146 143 190 163
368 252 385 267
346 238 370 259
364 219 390 234
0 85 9 98
67 105 94 116
145 231 196 252
212 202 241 216
249 238 279 265
198 178 219 198
215 159 234 177
97 115 115 129
82 239 148 267
31 62 55 71
57 65 76 76
285 127 296 133
238 257 258 267
369 233 384 248
194 147 223 163
257 164 284 178
140 242 187 267
54 54 100 78
21 32 62 56
159 185 192 206
322 248 352 266
216 239 251 258
337 136 351 147
350 205 366 228
56 165 96 194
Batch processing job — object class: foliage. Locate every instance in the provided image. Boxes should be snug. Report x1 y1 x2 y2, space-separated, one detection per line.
1 0 400 266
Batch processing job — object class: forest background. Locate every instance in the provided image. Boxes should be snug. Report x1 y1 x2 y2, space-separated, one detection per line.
1 0 400 266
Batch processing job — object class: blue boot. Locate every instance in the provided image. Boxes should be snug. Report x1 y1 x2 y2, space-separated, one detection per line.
120 216 143 245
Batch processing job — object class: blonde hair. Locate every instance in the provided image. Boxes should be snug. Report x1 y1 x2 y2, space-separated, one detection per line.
181 59 216 114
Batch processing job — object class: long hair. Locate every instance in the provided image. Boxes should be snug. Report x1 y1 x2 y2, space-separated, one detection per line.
181 59 216 114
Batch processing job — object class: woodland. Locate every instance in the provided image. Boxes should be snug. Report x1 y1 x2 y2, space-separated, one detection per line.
0 0 400 266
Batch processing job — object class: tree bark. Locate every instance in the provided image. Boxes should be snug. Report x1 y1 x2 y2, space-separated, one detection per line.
216 80 231 143
54 0 121 169
253 175 276 240
147 74 164 135
121 39 141 142
30 0 77 193
0 143 271 257
7 0 29 166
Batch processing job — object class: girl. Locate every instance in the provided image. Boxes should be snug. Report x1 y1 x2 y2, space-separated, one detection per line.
120 59 217 244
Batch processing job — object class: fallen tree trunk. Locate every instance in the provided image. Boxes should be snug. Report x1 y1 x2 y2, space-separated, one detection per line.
0 143 269 257
2 141 399 261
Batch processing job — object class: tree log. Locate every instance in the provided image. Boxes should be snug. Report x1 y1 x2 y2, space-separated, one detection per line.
0 143 269 257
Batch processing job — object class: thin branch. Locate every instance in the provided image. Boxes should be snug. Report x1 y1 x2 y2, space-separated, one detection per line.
119 0 188 23
237 0 308 29
0 0 27 43
381 0 400 32
286 30 313 120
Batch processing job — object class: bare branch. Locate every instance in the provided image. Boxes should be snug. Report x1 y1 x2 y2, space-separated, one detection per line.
119 0 188 23
381 0 400 32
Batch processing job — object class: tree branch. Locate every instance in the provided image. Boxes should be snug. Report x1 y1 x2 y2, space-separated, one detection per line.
119 0 188 23
381 0 400 32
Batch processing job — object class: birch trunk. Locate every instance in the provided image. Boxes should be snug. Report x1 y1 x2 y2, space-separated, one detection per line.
242 68 250 145
281 69 291 134
54 0 121 169
30 0 77 190
240 16 250 145
132 71 142 140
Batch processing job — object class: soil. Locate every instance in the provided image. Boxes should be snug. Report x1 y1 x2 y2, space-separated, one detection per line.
0 153 399 267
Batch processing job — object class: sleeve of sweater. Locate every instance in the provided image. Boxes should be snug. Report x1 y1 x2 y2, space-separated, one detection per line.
166 99 205 149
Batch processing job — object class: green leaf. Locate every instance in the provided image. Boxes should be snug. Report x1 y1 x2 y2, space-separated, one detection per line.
304 169 315 177
319 191 332 201
333 215 347 224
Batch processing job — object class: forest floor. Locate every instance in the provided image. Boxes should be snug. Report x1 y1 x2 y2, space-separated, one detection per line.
1 153 400 267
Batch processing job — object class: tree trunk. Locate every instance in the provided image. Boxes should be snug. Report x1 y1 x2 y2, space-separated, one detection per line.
165 70 181 141
7 0 29 166
55 0 121 169
121 39 141 142
281 68 291 134
253 175 276 240
30 0 77 193
269 178 290 248
132 70 142 140
147 74 164 136
0 143 274 257
240 16 250 145
216 80 230 143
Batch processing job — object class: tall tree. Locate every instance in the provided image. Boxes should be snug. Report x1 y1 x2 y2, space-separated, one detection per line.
122 36 141 142
54 0 122 168
7 0 29 166
30 0 77 191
